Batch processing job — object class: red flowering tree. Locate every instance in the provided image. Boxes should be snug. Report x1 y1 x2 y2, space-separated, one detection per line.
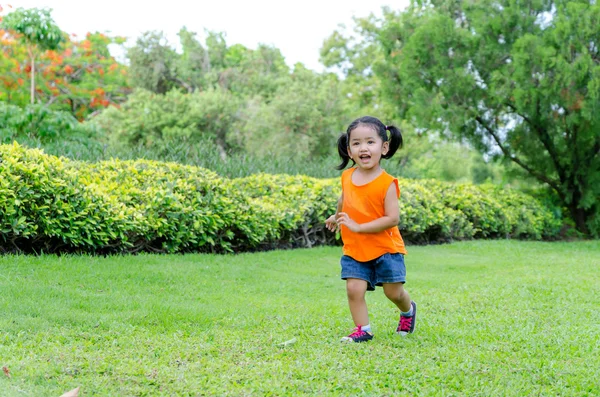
0 6 131 119
0 7 62 104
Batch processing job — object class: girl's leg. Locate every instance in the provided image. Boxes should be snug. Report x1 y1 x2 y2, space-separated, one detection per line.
346 278 369 326
382 282 411 312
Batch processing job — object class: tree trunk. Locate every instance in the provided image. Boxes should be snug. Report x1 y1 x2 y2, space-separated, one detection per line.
568 189 590 235
569 206 589 235
28 47 35 105
215 138 227 161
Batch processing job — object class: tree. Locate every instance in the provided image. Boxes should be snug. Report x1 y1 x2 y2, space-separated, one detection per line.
320 14 392 118
127 31 179 94
218 43 289 99
93 88 242 158
129 28 291 99
320 10 506 185
238 64 347 159
0 7 62 104
339 0 599 235
0 29 131 119
176 27 209 92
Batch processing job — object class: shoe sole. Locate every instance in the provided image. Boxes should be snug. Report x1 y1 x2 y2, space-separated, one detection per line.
341 334 374 343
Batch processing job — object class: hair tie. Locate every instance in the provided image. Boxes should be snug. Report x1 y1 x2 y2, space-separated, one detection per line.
385 125 389 130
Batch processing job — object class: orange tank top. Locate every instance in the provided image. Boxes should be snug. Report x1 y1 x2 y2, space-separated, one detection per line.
340 167 406 261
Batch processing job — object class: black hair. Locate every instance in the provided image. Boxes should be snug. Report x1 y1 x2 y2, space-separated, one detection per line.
336 116 403 170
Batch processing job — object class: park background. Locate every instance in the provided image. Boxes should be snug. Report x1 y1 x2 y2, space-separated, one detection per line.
0 0 599 395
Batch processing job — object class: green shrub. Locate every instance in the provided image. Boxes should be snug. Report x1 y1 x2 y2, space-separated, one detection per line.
0 142 134 253
92 88 241 151
72 159 274 253
406 179 562 241
230 173 340 248
0 143 563 254
396 179 474 243
0 103 97 143
237 67 346 159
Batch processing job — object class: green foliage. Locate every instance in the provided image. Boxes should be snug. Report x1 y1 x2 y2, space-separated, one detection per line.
0 142 134 251
21 138 345 180
93 64 348 160
0 142 259 253
347 0 600 235
74 159 272 253
176 27 209 92
92 88 241 152
126 31 179 94
392 121 505 184
238 65 347 158
128 28 290 98
0 7 62 50
397 178 562 243
120 27 312 159
320 15 510 186
396 179 474 243
24 118 505 186
320 14 389 118
0 102 98 143
16 133 497 183
230 173 339 247
0 144 561 254
218 43 290 100
419 180 561 240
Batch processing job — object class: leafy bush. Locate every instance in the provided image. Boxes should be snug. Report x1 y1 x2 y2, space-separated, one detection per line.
396 180 474 243
0 142 274 253
237 66 346 159
230 173 340 248
74 159 274 253
0 143 563 254
0 142 134 252
92 88 241 151
415 180 563 240
0 103 97 143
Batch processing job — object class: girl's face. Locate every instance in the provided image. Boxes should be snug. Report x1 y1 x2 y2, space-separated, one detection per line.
347 125 389 171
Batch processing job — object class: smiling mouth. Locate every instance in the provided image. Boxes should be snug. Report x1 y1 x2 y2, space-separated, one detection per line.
359 155 371 162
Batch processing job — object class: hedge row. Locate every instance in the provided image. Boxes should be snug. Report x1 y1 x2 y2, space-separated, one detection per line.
0 143 562 254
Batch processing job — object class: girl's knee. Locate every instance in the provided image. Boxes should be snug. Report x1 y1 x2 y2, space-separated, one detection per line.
383 283 406 301
346 279 367 300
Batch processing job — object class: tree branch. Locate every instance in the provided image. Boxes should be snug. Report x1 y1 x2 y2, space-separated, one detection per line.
45 95 59 107
588 140 600 163
504 101 567 185
474 115 564 198
171 76 194 93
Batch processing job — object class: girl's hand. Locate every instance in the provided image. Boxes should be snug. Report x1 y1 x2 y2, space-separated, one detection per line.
336 212 362 233
325 214 338 232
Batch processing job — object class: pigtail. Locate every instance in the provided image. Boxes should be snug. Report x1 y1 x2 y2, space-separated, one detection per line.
382 125 403 159
336 133 353 170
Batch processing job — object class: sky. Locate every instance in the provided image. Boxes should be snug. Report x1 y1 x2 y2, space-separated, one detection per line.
4 0 410 71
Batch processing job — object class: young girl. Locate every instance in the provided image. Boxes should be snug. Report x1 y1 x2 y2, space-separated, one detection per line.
326 116 416 342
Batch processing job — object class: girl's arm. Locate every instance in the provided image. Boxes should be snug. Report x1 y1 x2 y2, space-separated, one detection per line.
336 183 399 233
325 192 344 232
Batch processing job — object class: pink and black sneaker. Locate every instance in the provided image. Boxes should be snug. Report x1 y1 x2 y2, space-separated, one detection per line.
341 325 373 343
396 301 417 336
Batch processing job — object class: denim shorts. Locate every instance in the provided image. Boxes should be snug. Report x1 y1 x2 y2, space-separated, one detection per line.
341 253 406 291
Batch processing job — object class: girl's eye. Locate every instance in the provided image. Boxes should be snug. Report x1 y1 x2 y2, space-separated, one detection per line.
368 141 375 144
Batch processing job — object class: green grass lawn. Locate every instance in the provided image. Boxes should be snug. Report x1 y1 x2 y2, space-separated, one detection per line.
0 241 599 396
